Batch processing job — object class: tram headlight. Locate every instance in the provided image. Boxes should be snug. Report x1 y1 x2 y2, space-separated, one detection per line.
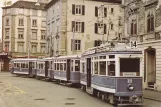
128 84 134 91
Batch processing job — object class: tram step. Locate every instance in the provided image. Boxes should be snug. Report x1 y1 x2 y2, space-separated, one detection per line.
86 87 93 94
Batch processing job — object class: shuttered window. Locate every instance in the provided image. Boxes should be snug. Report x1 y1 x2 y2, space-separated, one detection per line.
95 23 106 34
72 21 85 33
72 4 85 15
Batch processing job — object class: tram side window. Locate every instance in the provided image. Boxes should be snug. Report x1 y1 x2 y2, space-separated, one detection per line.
108 61 115 76
75 60 80 71
17 63 20 68
21 63 25 68
71 60 73 71
64 63 66 71
55 63 57 70
94 62 98 74
82 63 85 73
60 63 63 71
26 63 28 68
41 64 43 69
14 63 17 67
57 63 60 71
99 61 106 75
32 62 34 68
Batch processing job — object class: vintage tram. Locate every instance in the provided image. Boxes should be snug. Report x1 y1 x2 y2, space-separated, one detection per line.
10 58 37 77
80 42 143 106
53 55 81 86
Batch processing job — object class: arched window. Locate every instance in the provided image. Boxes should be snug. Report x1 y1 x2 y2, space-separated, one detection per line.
147 13 154 32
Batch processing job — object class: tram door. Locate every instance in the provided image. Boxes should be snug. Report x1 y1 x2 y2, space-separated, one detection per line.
87 58 91 87
29 62 32 75
66 59 71 81
45 61 49 77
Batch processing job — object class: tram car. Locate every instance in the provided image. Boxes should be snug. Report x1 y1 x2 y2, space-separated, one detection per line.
53 55 81 86
10 58 37 77
80 42 143 106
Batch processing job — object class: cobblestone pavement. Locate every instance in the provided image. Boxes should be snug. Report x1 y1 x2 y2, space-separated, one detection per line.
0 72 161 107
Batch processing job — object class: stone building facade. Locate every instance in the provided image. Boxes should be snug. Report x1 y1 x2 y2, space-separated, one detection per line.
122 0 161 91
2 1 47 58
45 0 123 57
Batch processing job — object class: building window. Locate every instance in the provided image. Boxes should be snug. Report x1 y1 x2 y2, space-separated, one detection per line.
94 40 102 47
32 30 37 40
41 11 46 17
41 21 46 28
72 4 85 15
95 6 107 17
32 10 37 16
111 8 114 14
18 29 24 39
4 42 9 52
17 43 24 52
95 23 106 34
71 39 81 51
19 18 24 26
32 19 37 27
31 44 37 53
41 30 46 40
131 20 137 35
6 18 9 26
5 29 9 39
111 23 114 30
40 44 45 53
147 14 154 32
72 21 84 33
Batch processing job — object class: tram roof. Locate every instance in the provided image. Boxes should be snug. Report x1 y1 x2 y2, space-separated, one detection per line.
55 54 81 59
11 58 38 61
82 42 142 56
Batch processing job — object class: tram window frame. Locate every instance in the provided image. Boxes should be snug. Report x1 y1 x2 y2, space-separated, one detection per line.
64 63 66 71
71 60 74 71
75 60 80 71
57 63 60 71
60 63 63 71
26 62 28 68
108 61 115 76
54 63 57 70
99 61 106 75
94 61 98 75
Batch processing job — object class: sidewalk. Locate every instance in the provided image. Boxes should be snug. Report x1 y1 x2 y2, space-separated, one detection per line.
144 89 161 102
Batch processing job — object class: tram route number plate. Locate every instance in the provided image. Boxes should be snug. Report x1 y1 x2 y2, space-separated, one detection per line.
127 79 132 83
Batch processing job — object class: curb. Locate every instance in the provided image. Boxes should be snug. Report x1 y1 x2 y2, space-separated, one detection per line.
143 97 161 102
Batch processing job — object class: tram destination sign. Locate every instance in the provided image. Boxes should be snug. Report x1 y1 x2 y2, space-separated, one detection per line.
123 72 136 76
83 49 96 56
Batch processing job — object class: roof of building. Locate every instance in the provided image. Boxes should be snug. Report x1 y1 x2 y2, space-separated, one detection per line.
2 1 47 10
45 0 121 9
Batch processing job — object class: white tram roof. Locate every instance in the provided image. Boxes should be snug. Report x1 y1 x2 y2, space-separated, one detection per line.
55 54 81 59
82 42 142 56
11 58 38 62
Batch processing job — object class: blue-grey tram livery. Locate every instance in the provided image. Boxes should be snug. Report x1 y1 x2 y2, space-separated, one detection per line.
10 58 37 77
53 55 81 86
80 43 143 106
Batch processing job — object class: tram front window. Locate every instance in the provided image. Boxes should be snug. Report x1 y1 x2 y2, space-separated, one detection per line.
120 58 140 76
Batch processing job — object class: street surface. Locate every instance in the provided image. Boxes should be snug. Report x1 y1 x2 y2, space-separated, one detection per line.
0 72 160 107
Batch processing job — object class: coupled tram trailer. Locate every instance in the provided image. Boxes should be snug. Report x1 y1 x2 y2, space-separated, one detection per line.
10 58 37 77
80 42 143 106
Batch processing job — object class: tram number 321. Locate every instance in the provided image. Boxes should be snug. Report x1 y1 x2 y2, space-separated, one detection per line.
130 41 137 48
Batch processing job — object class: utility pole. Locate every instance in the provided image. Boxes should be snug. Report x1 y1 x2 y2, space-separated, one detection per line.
28 31 31 59
72 27 75 54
